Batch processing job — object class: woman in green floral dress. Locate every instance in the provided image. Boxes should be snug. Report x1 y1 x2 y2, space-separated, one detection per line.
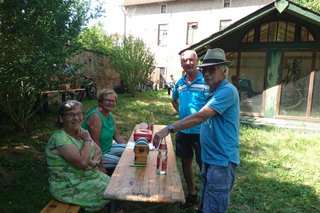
45 100 110 212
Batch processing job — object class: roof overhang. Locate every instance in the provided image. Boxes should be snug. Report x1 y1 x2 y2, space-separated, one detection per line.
180 0 320 58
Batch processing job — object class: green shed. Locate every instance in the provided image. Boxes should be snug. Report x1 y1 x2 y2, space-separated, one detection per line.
183 0 320 123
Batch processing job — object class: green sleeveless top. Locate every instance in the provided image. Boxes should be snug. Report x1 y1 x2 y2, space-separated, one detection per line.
82 108 114 154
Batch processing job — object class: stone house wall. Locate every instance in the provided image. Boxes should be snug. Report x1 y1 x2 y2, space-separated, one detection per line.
70 50 121 93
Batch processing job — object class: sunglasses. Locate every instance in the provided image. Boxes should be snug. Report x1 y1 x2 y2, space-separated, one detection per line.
200 66 216 73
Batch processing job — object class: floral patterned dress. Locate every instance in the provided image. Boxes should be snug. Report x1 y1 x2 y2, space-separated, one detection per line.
45 130 110 212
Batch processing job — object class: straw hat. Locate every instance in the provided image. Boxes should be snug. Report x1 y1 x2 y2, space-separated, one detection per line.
199 48 231 67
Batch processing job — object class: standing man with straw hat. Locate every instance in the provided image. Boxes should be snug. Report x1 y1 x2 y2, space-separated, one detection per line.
154 48 240 213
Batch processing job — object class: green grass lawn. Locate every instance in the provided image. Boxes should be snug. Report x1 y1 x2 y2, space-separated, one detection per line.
0 89 319 212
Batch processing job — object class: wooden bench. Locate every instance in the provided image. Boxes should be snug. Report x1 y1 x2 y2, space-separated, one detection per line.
40 199 80 213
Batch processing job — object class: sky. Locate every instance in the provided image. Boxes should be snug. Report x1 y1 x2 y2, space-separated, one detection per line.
88 0 124 35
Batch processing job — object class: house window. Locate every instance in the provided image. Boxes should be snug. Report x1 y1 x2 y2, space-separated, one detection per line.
158 24 168 46
224 0 230 8
219 19 231 30
186 22 198 45
260 21 296 42
301 26 315 42
241 28 255 43
160 4 167 13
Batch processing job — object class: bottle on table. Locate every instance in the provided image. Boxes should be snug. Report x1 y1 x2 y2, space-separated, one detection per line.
156 139 167 175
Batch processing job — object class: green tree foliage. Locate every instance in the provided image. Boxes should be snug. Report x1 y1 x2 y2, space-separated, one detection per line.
0 0 99 131
111 35 156 97
78 23 116 55
292 0 320 13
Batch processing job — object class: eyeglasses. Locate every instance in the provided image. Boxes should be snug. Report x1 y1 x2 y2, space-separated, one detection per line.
103 99 116 103
63 112 83 118
200 66 216 73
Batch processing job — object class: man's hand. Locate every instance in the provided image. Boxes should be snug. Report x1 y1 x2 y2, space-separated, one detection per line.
153 127 170 148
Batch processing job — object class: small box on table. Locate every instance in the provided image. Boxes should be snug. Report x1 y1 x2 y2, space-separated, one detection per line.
133 128 153 142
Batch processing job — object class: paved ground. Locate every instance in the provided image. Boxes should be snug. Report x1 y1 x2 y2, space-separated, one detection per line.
240 116 320 134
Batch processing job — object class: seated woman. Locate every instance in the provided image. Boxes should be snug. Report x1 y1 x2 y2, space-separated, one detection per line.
45 100 109 212
82 89 126 173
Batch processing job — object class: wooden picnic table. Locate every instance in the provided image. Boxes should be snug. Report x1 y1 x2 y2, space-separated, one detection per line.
41 88 85 95
103 124 185 213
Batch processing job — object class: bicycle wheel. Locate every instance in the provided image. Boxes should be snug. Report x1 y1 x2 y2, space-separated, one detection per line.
280 87 302 110
86 84 97 99
75 90 85 102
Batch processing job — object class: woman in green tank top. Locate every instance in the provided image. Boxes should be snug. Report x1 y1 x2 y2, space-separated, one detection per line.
82 89 127 174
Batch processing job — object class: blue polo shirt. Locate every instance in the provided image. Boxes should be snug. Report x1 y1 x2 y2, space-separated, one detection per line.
200 79 240 166
172 72 209 134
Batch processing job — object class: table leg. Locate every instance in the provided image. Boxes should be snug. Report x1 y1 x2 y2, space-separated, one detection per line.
109 200 115 213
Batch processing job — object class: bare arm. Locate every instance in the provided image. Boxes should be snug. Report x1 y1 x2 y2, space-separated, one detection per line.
112 114 126 144
54 129 94 170
153 105 217 143
171 99 179 112
86 113 102 146
91 142 102 163
86 113 106 172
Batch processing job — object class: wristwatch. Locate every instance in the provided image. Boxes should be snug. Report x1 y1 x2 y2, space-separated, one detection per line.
167 124 175 133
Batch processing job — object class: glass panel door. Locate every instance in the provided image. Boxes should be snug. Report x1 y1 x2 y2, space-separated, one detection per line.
311 52 320 118
239 52 266 113
279 52 312 116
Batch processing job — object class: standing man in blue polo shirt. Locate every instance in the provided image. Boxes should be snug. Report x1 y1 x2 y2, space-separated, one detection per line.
171 50 209 208
154 48 240 213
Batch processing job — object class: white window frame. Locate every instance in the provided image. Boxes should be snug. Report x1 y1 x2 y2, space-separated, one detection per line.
186 22 198 45
158 24 168 46
219 19 231 30
160 4 167 13
223 0 231 8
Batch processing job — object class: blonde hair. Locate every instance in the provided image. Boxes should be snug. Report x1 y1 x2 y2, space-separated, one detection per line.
180 50 198 61
98 89 117 103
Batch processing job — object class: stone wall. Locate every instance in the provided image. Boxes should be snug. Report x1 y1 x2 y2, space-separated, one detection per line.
71 50 121 93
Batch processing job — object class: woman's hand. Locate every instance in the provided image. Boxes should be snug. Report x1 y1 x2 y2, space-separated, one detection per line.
99 165 107 174
78 128 91 141
85 159 99 170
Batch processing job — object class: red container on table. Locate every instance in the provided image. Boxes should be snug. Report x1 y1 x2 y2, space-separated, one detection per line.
134 128 153 142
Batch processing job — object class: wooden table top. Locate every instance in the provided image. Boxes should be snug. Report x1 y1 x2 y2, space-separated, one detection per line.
103 124 185 204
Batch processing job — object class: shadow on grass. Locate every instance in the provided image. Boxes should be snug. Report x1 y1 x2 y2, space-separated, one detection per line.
0 138 50 212
229 133 320 213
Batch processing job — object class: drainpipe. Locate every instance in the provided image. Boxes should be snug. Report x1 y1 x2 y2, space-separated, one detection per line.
120 5 127 37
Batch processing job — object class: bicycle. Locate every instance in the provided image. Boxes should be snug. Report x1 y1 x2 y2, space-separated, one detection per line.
61 74 97 102
280 58 305 111
77 74 97 101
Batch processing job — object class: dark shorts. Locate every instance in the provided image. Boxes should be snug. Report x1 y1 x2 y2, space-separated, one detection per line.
175 131 202 167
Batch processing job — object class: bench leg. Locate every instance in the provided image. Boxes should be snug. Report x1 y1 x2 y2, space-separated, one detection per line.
40 199 80 213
